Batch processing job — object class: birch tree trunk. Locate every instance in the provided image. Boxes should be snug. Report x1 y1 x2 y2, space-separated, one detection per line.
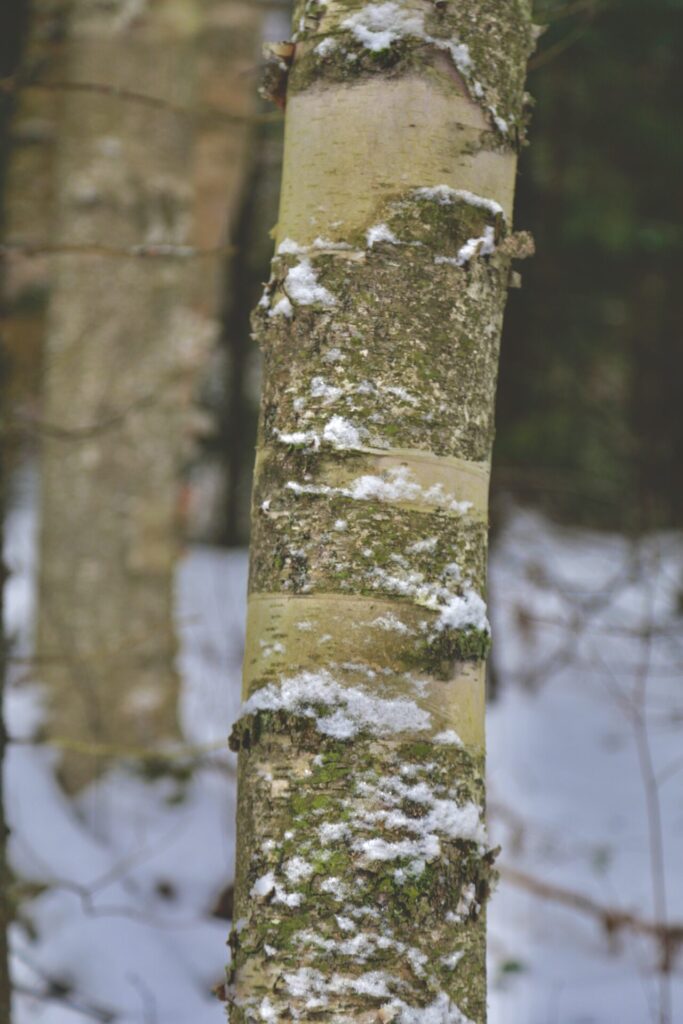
229 2 533 1021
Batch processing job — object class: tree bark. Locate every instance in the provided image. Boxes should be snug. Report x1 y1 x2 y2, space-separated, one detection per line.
229 2 533 1021
32 0 261 791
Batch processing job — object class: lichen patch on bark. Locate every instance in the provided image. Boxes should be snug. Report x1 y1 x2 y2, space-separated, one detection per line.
230 725 493 1023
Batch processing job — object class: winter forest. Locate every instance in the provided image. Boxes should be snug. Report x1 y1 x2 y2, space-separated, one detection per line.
0 1 682 1022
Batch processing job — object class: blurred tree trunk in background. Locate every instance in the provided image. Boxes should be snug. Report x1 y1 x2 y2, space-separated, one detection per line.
2 0 64 460
3 0 261 792
228 2 533 1020
34 0 203 794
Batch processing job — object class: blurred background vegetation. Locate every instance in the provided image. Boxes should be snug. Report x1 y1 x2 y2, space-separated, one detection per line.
496 0 683 532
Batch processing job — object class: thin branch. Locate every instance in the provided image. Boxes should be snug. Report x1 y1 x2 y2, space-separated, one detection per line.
500 864 683 965
7 394 158 441
0 240 235 261
12 954 118 1022
127 973 158 1024
528 25 587 69
9 732 231 763
0 75 282 128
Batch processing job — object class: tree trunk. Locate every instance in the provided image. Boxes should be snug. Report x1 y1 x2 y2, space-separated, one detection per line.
31 0 260 791
229 2 533 1021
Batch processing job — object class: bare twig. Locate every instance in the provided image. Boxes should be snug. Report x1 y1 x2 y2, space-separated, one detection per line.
0 240 235 261
8 394 158 441
500 864 683 969
0 75 281 127
12 955 118 1021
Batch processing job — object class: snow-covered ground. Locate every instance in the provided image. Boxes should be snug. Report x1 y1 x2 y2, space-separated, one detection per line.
487 509 683 1023
3 469 682 1022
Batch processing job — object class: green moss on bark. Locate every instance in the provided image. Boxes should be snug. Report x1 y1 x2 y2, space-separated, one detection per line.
229 719 493 1022
254 200 511 463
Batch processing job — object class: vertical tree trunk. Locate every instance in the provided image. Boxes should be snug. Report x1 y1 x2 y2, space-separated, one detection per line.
34 0 210 792
229 1 533 1021
34 0 263 791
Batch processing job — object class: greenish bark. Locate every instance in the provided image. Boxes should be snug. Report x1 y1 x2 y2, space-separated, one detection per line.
229 2 533 1020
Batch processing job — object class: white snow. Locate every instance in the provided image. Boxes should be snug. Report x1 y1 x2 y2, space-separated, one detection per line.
259 995 279 1021
269 296 293 318
278 235 350 255
318 822 349 844
310 376 344 404
407 537 438 554
435 590 489 632
351 772 486 864
335 915 356 932
433 730 463 746
368 566 489 634
355 834 441 863
285 258 337 307
371 613 412 635
311 235 352 251
347 468 469 511
441 951 464 970
315 37 338 57
5 464 683 1023
385 992 474 1024
277 237 306 255
341 2 423 52
340 971 393 998
385 384 419 405
283 856 314 884
435 225 497 268
413 186 505 220
275 427 320 448
287 466 472 514
322 415 362 449
320 877 348 900
366 222 399 247
239 668 432 740
251 871 277 897
250 870 302 908
456 225 496 264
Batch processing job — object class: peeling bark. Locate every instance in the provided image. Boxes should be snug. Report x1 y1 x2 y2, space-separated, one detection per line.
229 2 533 1020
